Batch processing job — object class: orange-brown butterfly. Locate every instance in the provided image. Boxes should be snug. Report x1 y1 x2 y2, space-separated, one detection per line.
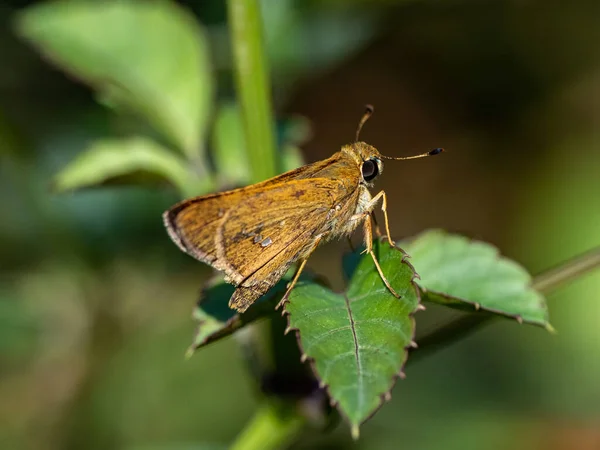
164 106 443 312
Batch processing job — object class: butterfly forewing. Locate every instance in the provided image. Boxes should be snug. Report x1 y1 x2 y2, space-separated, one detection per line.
165 177 350 289
163 150 367 312
226 226 318 312
217 180 335 280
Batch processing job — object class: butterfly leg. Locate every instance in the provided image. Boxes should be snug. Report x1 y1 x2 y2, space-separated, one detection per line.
358 190 395 247
363 217 400 298
358 214 382 255
375 190 396 248
275 235 323 311
373 191 410 256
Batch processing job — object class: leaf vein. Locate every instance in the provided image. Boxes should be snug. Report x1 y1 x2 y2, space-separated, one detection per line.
358 318 409 341
357 345 400 367
303 325 353 354
350 288 398 302
291 304 347 323
320 350 357 380
344 293 363 417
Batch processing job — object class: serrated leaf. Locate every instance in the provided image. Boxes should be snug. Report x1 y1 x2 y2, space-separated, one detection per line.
404 230 551 328
285 240 419 437
17 1 213 158
53 137 211 197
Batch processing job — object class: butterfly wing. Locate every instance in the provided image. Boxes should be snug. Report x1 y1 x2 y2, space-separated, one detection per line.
163 152 347 266
164 177 356 311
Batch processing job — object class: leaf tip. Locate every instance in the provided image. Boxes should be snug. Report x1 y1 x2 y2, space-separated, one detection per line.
545 323 557 334
409 340 418 349
351 425 360 440
300 353 308 363
416 304 426 312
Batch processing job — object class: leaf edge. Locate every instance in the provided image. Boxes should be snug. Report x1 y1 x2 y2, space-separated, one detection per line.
282 245 423 439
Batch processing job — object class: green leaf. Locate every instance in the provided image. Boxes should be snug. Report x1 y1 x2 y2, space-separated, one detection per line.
127 444 226 450
17 0 213 158
210 108 308 187
211 102 250 187
188 281 282 356
53 137 211 197
404 230 551 329
277 115 313 148
285 240 420 438
188 271 316 355
280 144 305 172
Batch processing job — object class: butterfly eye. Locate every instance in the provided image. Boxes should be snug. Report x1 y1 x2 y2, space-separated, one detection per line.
361 158 379 182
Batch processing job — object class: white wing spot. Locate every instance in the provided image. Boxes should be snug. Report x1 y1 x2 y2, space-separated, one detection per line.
260 237 273 247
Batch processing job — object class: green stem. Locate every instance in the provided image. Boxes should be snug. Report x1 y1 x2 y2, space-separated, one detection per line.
227 0 278 182
230 402 304 450
531 247 600 293
227 3 301 449
411 246 600 363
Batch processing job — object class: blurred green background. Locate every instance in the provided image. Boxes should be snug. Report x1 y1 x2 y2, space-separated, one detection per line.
1 0 599 449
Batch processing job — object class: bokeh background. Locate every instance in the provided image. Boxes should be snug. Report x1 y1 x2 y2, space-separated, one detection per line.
1 0 599 449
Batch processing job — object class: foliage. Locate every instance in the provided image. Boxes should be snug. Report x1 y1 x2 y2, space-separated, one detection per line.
10 1 599 449
189 233 551 436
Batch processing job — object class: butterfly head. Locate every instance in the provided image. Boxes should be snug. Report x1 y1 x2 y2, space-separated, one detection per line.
350 105 444 186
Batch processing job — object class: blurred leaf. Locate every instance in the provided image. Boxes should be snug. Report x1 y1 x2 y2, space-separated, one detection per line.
189 280 282 355
53 138 211 197
187 270 317 354
0 293 38 365
280 144 305 172
260 0 378 84
128 444 226 450
278 115 313 147
17 0 214 158
285 240 419 437
278 116 311 172
405 230 551 329
211 102 250 187
211 107 309 187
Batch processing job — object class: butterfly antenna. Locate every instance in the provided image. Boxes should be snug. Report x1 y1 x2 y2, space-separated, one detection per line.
355 104 374 142
380 147 445 160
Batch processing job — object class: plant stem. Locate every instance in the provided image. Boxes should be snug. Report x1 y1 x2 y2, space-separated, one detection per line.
227 3 304 449
230 402 304 450
411 246 600 363
531 247 600 293
227 0 278 182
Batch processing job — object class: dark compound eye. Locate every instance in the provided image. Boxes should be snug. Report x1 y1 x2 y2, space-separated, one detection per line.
361 158 379 182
